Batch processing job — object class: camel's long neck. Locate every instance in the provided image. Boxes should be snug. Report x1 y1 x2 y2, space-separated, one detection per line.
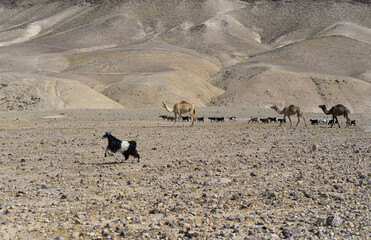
321 107 330 115
163 103 174 113
274 107 283 114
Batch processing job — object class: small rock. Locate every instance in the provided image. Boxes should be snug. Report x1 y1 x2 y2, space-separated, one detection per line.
326 215 343 227
281 228 292 238
317 229 325 239
316 218 327 226
270 233 280 240
149 208 162 214
75 219 83 224
312 144 318 151
53 237 66 240
102 229 110 237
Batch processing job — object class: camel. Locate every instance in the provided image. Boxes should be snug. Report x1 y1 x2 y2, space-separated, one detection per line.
318 104 350 128
271 105 307 127
162 101 196 127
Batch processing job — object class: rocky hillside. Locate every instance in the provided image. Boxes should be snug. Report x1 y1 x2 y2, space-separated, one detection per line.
0 0 370 112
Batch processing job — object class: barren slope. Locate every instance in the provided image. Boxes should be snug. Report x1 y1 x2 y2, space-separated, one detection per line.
0 0 370 112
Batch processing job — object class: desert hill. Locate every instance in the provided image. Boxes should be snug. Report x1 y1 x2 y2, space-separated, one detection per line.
0 0 370 112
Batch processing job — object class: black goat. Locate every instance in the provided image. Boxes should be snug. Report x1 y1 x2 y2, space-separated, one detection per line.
182 116 192 122
197 117 204 122
310 119 319 125
260 118 269 124
102 131 140 162
328 119 339 125
350 120 356 126
278 118 287 124
208 117 216 122
159 115 168 121
268 117 277 123
216 117 225 122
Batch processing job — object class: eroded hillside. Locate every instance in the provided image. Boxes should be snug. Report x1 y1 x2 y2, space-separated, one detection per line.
0 0 370 112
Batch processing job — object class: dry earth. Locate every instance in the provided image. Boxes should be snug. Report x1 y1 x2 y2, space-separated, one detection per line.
0 108 370 239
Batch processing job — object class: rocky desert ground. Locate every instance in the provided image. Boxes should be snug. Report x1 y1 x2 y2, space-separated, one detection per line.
0 108 370 239
0 0 370 239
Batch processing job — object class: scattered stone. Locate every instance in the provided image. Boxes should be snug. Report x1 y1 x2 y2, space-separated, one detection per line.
326 215 343 227
102 229 109 237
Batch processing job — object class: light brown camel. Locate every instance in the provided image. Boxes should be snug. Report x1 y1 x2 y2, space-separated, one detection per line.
248 117 259 124
162 101 196 127
271 105 307 127
318 104 350 128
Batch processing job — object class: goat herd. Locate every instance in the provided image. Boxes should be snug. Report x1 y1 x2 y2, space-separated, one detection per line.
159 115 356 126
159 115 236 123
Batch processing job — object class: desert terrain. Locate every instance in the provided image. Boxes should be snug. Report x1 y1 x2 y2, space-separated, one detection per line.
0 0 370 239
0 108 370 240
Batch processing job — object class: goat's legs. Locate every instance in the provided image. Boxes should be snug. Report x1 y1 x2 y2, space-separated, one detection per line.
133 151 140 162
105 148 114 157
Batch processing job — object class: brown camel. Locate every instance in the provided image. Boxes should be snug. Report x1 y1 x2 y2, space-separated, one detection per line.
271 105 307 127
248 117 259 124
162 101 196 127
318 104 350 128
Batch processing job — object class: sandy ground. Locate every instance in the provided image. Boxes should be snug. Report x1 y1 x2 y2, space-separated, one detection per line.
0 107 369 239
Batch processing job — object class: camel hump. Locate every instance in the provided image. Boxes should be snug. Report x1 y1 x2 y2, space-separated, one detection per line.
336 104 350 112
180 101 189 104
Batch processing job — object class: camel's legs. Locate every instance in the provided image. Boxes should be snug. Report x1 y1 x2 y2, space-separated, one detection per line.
190 118 195 127
287 116 292 127
296 113 300 126
178 114 185 127
331 115 335 128
173 112 184 127
173 113 177 126
189 112 196 127
301 114 307 127
335 116 341 128
345 115 350 128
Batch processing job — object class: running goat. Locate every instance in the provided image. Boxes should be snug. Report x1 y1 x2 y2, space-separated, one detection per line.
102 131 140 162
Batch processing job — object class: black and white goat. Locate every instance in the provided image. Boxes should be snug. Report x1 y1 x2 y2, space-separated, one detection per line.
102 131 140 162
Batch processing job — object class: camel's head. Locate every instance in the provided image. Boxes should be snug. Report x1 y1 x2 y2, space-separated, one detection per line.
270 105 278 110
318 105 326 110
162 101 167 107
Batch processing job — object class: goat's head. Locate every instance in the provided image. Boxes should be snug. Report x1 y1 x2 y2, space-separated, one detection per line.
102 131 111 139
